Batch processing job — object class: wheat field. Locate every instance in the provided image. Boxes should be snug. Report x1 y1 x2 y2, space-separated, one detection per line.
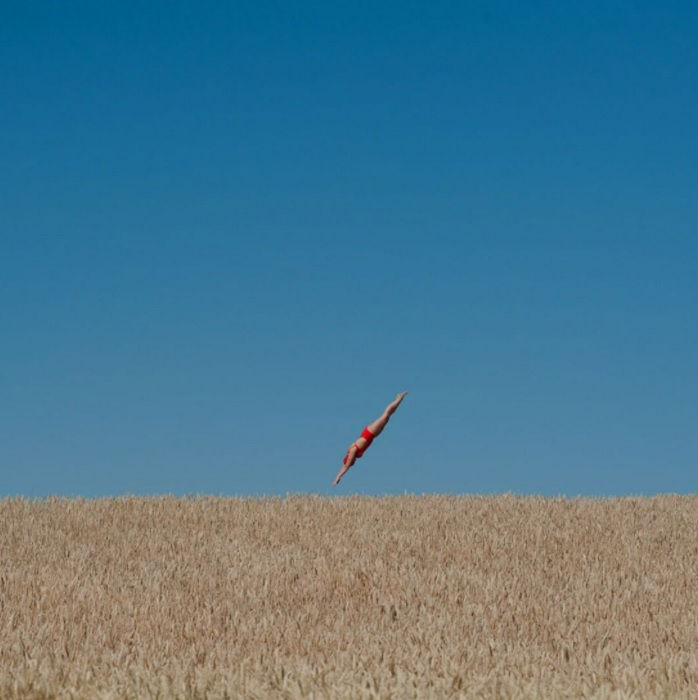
2 494 698 698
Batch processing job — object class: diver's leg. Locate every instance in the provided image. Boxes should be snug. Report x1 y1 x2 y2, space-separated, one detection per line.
366 392 408 437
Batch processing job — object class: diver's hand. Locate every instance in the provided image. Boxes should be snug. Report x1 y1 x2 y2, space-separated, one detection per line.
333 466 349 486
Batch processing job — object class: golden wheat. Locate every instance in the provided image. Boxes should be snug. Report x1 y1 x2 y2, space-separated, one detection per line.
2 494 697 698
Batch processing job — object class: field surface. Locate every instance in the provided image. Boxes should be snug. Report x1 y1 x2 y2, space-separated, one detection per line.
2 494 698 698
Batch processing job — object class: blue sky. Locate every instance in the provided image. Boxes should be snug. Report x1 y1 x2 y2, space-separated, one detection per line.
2 1 697 497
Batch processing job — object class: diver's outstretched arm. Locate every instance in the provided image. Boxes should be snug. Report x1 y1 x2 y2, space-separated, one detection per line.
333 463 349 486
333 446 357 486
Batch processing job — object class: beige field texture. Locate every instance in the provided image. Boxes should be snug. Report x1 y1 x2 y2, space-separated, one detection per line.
2 494 698 699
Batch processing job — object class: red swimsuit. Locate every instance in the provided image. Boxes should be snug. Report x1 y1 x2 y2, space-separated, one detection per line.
343 427 375 465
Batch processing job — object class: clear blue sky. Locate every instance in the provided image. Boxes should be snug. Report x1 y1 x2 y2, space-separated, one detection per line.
2 1 697 498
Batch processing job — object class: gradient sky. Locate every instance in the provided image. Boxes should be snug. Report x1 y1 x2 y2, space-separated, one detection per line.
2 1 697 498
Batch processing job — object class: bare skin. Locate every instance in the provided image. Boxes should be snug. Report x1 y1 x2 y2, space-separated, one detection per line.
333 391 408 486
